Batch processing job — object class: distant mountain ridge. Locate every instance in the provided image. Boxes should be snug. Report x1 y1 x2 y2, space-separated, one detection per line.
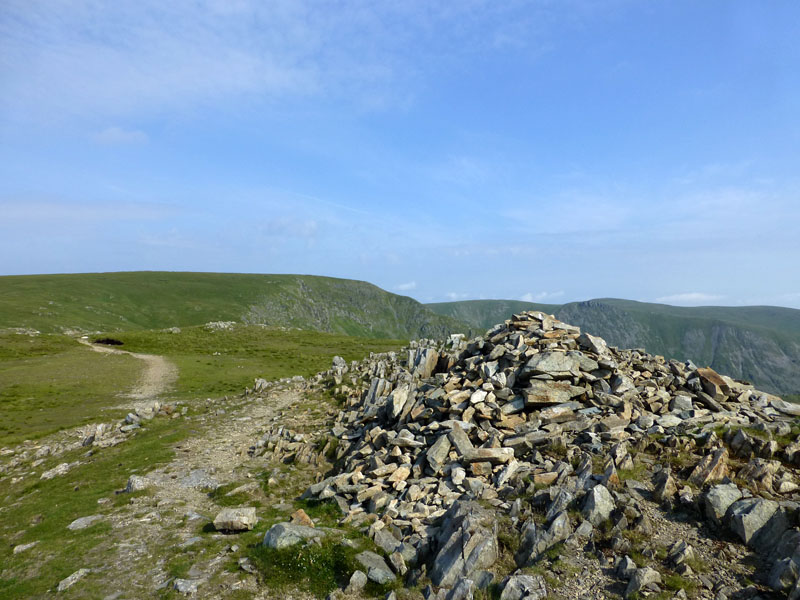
0 272 468 340
427 298 800 395
2 272 798 395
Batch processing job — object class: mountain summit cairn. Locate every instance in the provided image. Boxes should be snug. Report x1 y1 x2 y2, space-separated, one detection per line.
277 310 800 597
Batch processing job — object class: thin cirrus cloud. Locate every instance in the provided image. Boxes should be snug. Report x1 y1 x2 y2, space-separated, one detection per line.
0 0 584 121
395 281 417 291
0 199 175 224
654 293 724 305
520 291 565 303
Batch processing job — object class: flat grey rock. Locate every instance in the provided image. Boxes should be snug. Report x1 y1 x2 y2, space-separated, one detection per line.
67 515 102 531
262 522 324 549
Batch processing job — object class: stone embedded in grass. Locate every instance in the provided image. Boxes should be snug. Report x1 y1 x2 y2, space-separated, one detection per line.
41 462 73 480
67 515 103 530
57 568 90 592
181 469 220 491
624 566 662 599
125 474 151 493
262 522 325 548
12 541 38 554
213 507 257 532
345 570 368 594
173 578 201 594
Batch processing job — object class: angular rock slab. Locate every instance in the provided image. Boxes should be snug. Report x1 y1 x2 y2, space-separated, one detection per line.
625 567 661 599
582 484 615 526
727 497 778 546
57 568 90 592
688 447 728 488
355 550 395 585
703 483 741 527
430 501 499 588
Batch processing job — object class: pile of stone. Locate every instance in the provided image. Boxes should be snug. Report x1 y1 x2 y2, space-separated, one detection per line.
248 424 322 467
282 311 800 598
0 400 186 482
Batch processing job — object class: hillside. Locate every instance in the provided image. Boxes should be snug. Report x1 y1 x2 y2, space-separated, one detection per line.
0 272 468 340
427 298 800 395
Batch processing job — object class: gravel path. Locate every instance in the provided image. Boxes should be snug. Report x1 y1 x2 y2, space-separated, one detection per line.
77 338 178 401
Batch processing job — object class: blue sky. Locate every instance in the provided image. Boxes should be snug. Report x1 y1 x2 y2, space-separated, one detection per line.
1 1 799 308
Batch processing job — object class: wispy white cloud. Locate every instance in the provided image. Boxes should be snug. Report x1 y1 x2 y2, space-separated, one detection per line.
520 291 564 303
0 0 580 121
395 281 417 291
655 292 724 305
91 126 149 145
0 198 175 223
256 217 319 240
445 292 471 301
431 155 489 186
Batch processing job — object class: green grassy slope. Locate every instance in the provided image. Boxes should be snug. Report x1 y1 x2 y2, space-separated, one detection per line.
104 324 404 401
0 272 468 340
0 324 404 446
428 298 800 395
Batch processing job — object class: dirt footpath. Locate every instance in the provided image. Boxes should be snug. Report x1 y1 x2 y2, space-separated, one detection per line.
78 338 178 401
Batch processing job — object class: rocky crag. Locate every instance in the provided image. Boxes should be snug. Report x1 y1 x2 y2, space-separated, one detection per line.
263 310 800 599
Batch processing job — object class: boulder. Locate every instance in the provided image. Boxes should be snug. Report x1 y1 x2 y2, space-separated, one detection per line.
703 483 742 527
430 501 499 588
214 507 257 532
462 448 514 465
582 484 615 526
578 332 608 355
445 578 476 600
727 498 779 546
345 570 368 594
524 381 585 406
125 475 152 493
625 567 661 599
522 352 583 378
696 367 731 400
